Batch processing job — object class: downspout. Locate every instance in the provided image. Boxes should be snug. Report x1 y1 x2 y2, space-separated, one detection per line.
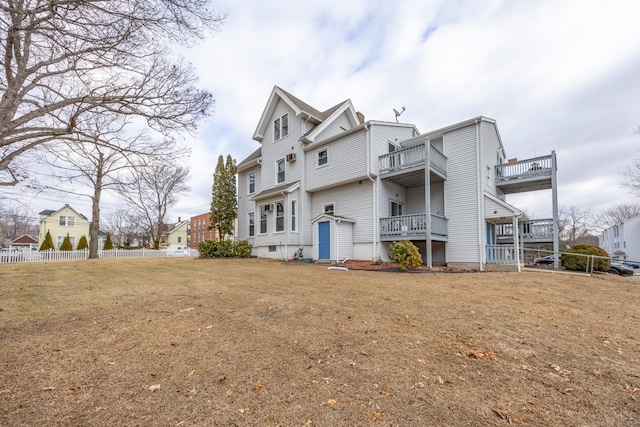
335 219 340 262
475 119 485 271
364 123 377 260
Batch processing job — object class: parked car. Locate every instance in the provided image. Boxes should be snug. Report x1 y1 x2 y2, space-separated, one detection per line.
0 248 24 263
622 261 640 269
534 255 556 265
608 263 634 276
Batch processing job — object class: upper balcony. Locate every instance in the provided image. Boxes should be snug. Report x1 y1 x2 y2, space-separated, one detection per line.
379 144 447 187
495 154 554 194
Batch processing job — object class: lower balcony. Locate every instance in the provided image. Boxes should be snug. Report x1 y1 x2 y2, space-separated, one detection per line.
379 213 448 241
495 219 554 244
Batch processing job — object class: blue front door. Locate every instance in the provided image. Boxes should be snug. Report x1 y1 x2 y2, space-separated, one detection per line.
318 221 330 259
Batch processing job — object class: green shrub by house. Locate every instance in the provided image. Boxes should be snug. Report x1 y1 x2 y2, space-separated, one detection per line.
103 233 114 250
77 235 89 250
59 234 73 251
198 239 252 258
561 244 610 272
39 230 55 251
388 241 423 270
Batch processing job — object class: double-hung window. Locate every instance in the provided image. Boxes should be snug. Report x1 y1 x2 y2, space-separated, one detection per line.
248 172 255 194
317 148 328 167
276 159 285 184
59 216 75 226
273 113 289 141
248 212 255 237
260 206 268 234
291 200 297 232
275 202 284 232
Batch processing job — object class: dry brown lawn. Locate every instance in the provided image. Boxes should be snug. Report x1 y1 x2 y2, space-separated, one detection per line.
0 257 639 426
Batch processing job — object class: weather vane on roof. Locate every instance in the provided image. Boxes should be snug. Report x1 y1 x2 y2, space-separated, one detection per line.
393 106 405 123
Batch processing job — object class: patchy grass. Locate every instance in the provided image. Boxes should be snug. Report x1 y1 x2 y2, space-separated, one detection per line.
0 258 639 426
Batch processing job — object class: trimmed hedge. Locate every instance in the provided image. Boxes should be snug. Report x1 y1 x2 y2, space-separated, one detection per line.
388 241 423 270
561 244 610 272
197 239 252 258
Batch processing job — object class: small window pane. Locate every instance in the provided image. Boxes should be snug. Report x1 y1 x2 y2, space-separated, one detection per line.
281 114 288 137
318 149 328 166
274 117 280 140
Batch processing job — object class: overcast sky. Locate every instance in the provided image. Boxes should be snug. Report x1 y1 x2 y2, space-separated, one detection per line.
10 0 640 224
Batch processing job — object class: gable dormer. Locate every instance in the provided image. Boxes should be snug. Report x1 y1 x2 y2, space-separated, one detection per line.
253 86 325 142
300 99 361 144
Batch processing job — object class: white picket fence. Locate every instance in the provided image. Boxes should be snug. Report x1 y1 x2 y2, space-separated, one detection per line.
0 247 199 264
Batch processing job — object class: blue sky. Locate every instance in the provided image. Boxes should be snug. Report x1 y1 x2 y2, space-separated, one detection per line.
11 0 640 225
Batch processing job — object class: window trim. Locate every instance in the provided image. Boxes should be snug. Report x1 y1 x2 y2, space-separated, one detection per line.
259 205 268 235
390 200 404 217
290 199 298 233
276 158 285 184
322 202 335 215
248 172 255 195
274 200 285 233
273 113 289 141
317 148 328 168
248 211 255 237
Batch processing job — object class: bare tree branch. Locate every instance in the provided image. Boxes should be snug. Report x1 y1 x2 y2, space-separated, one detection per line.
0 0 223 185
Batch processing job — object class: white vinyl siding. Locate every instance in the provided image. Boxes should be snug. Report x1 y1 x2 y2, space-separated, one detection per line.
443 125 482 264
315 111 354 141
481 121 503 196
312 181 373 243
305 130 367 192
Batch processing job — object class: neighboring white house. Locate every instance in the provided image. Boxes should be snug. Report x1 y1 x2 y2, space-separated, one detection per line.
599 215 640 262
236 86 559 270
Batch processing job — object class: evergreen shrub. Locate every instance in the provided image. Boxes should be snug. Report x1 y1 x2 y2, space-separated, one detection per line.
561 244 610 272
39 230 55 251
103 233 114 250
59 234 73 251
77 235 89 250
198 239 253 258
388 241 423 270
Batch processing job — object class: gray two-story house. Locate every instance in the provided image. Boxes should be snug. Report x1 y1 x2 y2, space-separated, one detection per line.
237 86 558 270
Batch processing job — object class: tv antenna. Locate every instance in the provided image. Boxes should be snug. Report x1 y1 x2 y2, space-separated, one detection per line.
393 106 405 122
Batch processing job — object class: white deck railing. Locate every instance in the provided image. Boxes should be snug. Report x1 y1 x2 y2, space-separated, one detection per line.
379 144 447 176
496 219 554 241
485 245 518 264
495 155 552 182
379 213 448 238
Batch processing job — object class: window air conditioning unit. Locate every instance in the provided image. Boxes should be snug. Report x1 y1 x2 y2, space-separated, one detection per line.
286 153 296 162
265 204 273 212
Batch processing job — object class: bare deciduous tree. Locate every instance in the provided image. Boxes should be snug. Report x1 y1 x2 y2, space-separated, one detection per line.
597 203 640 229
558 205 597 247
0 203 38 244
622 155 640 197
103 209 149 248
34 114 186 257
116 161 190 247
0 0 223 186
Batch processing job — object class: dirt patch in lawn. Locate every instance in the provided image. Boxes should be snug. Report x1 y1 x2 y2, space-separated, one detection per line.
1 258 639 426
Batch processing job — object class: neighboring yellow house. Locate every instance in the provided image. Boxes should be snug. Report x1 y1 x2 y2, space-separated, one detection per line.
166 220 190 248
39 204 92 249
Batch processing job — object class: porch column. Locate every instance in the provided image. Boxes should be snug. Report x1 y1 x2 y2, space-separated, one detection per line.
424 138 432 268
513 215 521 272
551 151 559 268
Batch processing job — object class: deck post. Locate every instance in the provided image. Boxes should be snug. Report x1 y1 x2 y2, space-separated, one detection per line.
424 138 432 268
551 151 559 268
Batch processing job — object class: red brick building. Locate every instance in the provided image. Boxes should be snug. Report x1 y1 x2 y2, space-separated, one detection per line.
190 213 217 248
